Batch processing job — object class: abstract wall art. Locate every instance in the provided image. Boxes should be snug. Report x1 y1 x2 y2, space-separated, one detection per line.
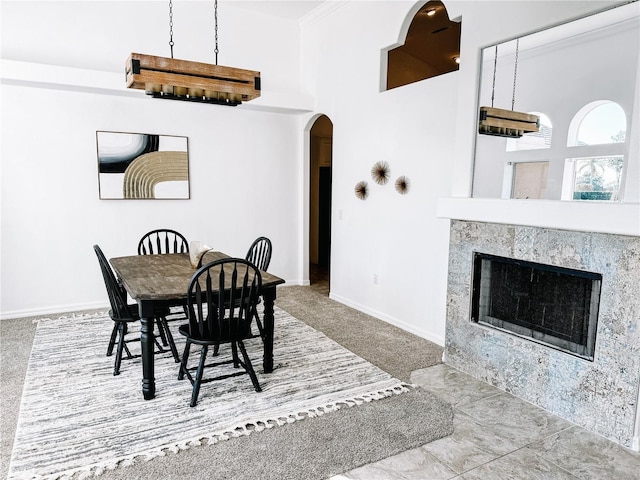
96 131 190 199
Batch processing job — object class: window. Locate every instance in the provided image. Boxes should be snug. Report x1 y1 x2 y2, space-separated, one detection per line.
568 101 626 146
562 101 626 201
506 113 552 152
562 156 624 201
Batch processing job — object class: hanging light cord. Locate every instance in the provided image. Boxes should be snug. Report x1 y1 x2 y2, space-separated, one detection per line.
214 0 219 65
490 39 520 111
490 45 498 108
168 0 175 58
512 38 519 111
169 0 219 64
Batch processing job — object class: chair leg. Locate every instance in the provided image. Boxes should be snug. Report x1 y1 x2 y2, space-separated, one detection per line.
237 340 261 392
156 317 169 347
178 340 192 380
231 342 239 368
191 345 209 407
158 317 180 362
212 343 220 356
153 330 165 352
251 305 265 340
107 323 118 356
113 322 126 376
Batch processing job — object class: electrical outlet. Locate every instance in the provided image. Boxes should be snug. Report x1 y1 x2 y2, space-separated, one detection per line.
338 209 343 220
373 274 378 285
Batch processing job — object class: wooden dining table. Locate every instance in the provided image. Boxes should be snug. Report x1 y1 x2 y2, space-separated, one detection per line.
110 251 285 400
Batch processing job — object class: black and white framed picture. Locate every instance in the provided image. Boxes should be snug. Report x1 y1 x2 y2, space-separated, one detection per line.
96 131 190 199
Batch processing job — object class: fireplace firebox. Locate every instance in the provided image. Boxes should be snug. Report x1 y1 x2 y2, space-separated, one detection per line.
471 252 602 361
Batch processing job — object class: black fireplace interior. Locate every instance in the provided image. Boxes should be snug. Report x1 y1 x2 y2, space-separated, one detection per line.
471 252 602 360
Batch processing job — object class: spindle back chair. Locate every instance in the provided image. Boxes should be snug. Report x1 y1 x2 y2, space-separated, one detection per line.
178 258 262 407
94 245 179 375
138 229 189 255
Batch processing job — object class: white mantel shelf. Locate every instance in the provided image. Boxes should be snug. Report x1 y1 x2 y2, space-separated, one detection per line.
437 197 640 237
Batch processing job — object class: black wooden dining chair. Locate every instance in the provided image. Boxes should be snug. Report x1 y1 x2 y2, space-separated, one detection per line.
94 245 180 374
246 236 272 271
212 236 272 357
138 228 190 327
245 236 272 339
178 258 262 407
138 229 189 255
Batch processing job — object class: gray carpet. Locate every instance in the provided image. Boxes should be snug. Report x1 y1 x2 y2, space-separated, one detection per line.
2 285 448 480
276 286 444 383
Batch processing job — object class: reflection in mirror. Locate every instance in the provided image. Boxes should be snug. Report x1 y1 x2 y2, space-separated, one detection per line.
561 156 624 201
472 3 639 202
568 101 626 146
506 161 549 199
506 113 552 152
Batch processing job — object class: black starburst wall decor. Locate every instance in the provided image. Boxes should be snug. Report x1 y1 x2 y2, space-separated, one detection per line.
354 181 369 200
371 161 390 185
395 175 410 194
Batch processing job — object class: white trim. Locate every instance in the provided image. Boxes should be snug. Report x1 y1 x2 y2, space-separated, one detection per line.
0 301 108 321
437 197 640 236
299 0 349 27
329 293 445 347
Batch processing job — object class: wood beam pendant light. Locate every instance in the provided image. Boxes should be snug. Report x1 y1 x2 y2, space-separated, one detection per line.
125 0 260 107
478 39 539 138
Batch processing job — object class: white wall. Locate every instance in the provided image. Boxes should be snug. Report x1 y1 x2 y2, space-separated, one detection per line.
1 0 635 347
298 0 635 345
0 1 303 95
0 1 305 318
300 1 457 344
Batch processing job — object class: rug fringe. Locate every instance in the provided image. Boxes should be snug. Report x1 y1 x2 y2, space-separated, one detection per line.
27 383 413 480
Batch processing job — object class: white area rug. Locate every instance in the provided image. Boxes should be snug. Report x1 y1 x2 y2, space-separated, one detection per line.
8 307 408 480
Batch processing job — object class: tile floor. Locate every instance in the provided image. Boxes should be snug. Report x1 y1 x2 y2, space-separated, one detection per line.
331 364 640 480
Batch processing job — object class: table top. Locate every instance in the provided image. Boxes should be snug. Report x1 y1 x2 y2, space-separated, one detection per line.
110 251 285 301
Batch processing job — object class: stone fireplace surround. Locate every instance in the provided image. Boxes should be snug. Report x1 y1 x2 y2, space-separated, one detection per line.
443 219 640 450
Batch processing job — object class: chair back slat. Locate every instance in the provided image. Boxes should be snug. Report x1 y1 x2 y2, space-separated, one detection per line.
138 229 189 255
93 245 131 321
246 236 272 271
187 258 261 342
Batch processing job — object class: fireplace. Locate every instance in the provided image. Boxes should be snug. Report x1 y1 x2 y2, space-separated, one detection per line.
443 220 640 450
471 252 602 361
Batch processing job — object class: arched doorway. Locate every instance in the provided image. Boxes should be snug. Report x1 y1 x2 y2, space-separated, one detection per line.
309 115 333 293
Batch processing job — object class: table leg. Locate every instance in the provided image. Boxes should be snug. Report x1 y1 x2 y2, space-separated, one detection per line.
138 300 156 400
262 287 276 373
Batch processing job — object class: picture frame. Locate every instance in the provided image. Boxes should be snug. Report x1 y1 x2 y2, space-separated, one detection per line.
96 131 190 199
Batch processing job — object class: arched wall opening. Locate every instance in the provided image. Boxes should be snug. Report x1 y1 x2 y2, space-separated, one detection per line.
385 0 461 91
308 114 333 293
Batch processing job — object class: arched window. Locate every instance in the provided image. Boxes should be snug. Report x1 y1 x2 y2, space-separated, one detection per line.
506 113 552 152
562 101 626 201
385 1 461 90
567 101 626 146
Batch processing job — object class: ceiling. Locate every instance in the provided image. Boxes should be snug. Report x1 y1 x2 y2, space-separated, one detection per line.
231 1 325 20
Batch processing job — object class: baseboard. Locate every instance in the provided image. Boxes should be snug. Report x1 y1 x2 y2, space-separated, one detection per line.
0 301 108 321
328 293 445 346
2 282 310 321
278 280 310 287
